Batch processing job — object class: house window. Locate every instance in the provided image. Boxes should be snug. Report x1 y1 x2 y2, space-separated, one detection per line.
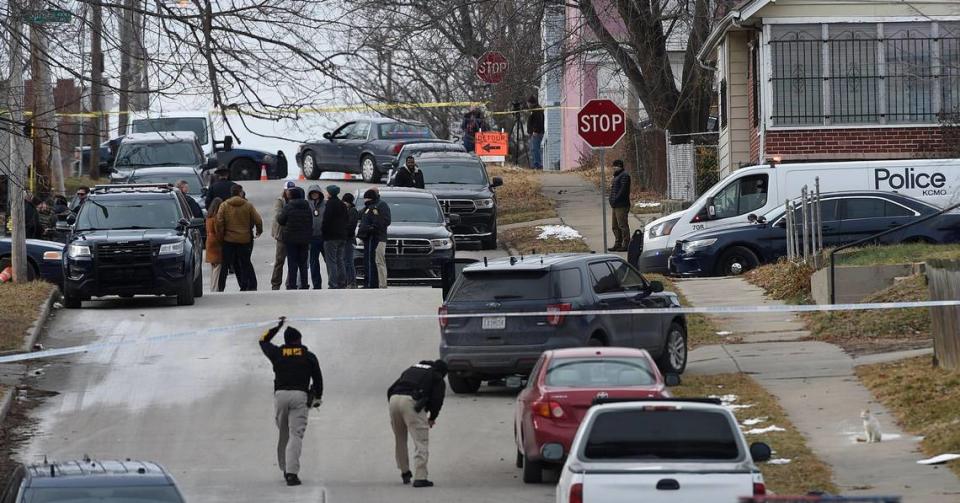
769 21 957 127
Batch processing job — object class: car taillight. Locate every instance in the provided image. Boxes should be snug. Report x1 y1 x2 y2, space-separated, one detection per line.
438 306 448 328
569 482 583 503
392 143 405 154
533 400 565 419
546 303 572 326
753 482 766 496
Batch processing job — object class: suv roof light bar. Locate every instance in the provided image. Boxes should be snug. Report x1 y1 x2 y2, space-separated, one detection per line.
92 184 175 192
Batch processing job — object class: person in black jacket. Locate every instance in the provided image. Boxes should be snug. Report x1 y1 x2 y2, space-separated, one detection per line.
23 194 42 239
204 167 237 208
259 317 323 486
392 156 425 189
277 187 313 289
608 159 632 251
358 189 390 288
321 185 350 288
526 95 545 170
175 180 204 219
342 193 360 288
387 360 447 487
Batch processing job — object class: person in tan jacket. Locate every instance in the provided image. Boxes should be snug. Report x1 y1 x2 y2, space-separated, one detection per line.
205 197 225 292
216 184 263 291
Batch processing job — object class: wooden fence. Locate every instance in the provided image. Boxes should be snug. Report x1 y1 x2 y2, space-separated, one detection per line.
926 259 960 370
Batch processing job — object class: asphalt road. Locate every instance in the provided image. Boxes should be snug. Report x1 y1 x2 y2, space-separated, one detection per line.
18 179 550 502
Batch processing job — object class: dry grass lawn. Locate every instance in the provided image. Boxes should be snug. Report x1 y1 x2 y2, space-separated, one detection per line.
0 281 55 351
673 373 838 496
573 165 663 214
857 356 960 478
646 274 727 349
499 226 589 255
745 260 816 304
487 165 556 225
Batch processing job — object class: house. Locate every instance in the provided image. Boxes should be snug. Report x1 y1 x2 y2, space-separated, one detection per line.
701 0 960 176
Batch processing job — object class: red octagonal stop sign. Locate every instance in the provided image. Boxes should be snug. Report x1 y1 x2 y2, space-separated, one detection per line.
476 51 508 84
577 99 626 148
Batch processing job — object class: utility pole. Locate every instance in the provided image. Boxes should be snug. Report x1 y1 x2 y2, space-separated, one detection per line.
88 0 104 179
29 0 55 198
6 0 29 282
119 0 147 136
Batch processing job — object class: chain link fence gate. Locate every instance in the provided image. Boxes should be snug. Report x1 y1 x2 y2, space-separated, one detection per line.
665 131 719 203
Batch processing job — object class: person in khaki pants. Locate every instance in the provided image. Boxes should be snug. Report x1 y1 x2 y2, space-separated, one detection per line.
271 182 296 290
387 360 447 488
608 159 632 251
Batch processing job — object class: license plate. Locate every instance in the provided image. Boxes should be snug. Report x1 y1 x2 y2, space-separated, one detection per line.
482 316 506 330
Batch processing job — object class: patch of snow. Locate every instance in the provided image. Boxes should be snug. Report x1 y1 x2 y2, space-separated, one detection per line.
742 417 768 426
767 458 792 465
709 394 739 405
918 453 960 465
727 404 755 410
634 201 661 208
745 425 786 435
716 331 733 336
536 225 583 241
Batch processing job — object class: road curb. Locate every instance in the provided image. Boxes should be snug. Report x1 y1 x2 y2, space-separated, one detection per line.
0 286 58 427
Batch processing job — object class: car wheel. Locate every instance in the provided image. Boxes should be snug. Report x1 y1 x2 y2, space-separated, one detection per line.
231 158 258 181
516 450 523 469
177 278 195 306
448 373 482 394
522 454 543 484
716 246 759 276
657 321 688 374
193 269 203 298
302 151 321 180
481 225 498 250
361 155 380 183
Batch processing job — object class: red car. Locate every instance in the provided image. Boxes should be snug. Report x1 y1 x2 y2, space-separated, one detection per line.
513 347 673 483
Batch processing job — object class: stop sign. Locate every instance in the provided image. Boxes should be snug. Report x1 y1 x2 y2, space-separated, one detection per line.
476 51 508 84
577 99 626 148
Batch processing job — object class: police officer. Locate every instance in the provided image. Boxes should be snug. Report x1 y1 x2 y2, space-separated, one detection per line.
259 317 323 486
387 360 447 488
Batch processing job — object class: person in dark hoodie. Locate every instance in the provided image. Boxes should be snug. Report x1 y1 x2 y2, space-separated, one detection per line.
259 317 323 487
276 186 313 290
321 185 349 289
608 159 632 251
306 185 326 289
387 359 447 488
357 189 390 288
341 193 360 288
392 156 425 189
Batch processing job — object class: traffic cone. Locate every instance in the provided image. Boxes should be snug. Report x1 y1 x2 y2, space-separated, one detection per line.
260 165 268 181
298 169 306 181
0 266 12 283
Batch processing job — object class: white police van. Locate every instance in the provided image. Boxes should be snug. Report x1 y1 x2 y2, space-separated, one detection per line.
639 158 960 273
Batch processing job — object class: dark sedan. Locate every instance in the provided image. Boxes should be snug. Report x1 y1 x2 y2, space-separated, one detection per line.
669 191 960 277
0 237 65 283
296 118 443 182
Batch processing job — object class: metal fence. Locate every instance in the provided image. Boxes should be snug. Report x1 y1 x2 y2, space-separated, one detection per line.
784 178 825 266
665 131 717 202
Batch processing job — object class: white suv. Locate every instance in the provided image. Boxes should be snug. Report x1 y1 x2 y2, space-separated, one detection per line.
555 399 771 503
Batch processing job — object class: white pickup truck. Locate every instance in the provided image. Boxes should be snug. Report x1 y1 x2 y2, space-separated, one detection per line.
555 399 771 503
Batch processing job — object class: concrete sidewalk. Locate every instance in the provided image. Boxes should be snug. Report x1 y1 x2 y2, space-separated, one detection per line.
537 174 960 501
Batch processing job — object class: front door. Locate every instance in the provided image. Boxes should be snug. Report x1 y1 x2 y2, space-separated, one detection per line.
838 197 918 244
337 121 371 171
587 261 633 346
609 259 665 351
320 122 355 170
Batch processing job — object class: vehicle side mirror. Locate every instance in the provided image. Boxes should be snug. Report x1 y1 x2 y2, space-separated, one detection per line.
648 280 664 293
189 217 205 228
706 197 716 219
323 132 333 141
747 213 758 223
66 214 76 225
490 176 503 188
750 442 772 462
178 217 191 229
204 158 219 171
757 216 767 224
223 135 233 151
447 214 461 225
664 373 681 387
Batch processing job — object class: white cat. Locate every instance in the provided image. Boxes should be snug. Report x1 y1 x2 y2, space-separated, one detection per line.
861 409 882 443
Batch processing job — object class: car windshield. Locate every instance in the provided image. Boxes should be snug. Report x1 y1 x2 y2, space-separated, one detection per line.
545 358 657 387
378 123 435 139
450 271 553 301
115 142 200 168
127 173 202 195
24 485 184 502
418 160 488 185
131 118 208 145
76 199 182 231
383 197 443 223
583 409 740 461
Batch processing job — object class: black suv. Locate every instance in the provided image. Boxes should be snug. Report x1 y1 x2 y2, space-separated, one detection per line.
439 254 688 393
354 187 456 286
1 459 186 503
414 152 502 250
62 184 205 308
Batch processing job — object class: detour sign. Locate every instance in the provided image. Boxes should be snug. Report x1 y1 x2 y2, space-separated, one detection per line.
475 131 508 156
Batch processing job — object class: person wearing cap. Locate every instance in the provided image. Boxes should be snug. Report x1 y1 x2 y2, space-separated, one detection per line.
608 159 632 252
205 166 237 208
271 181 297 290
392 156 425 189
260 317 323 487
357 189 390 288
387 359 447 488
321 185 350 289
341 193 360 288
306 185 326 289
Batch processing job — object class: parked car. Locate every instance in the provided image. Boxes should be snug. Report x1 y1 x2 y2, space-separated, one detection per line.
108 132 216 184
0 237 64 283
439 254 688 394
353 187 456 286
515 347 675 483
1 459 186 503
73 135 124 174
669 191 960 277
297 118 444 182
640 157 960 274
410 152 502 249
126 166 208 210
555 399 771 503
61 184 205 308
